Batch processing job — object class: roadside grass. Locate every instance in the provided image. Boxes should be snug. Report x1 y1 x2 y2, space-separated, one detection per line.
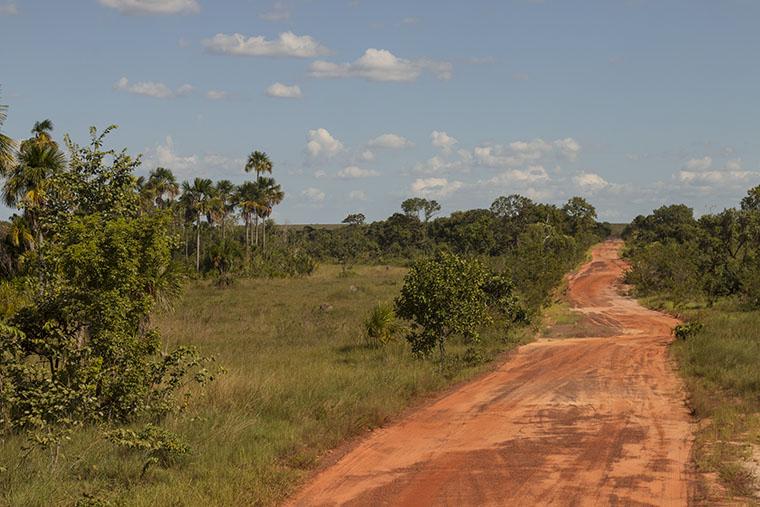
0 264 532 506
643 297 760 501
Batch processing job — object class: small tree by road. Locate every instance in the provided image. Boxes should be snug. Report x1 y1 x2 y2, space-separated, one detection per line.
395 252 491 363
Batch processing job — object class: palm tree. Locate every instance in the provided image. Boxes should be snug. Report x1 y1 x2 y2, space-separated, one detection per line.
147 167 179 209
245 150 272 180
214 179 236 241
8 214 34 251
181 178 216 271
0 91 16 177
253 177 284 250
235 181 260 253
3 139 66 248
31 119 54 143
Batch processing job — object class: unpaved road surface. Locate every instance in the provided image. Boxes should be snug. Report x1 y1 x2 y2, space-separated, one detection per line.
289 241 693 506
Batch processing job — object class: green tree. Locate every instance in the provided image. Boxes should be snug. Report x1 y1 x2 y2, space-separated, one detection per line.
395 252 491 362
146 167 179 209
245 150 272 179
2 124 66 249
0 91 15 175
0 126 213 449
342 213 366 225
253 176 284 250
181 178 216 271
562 196 597 236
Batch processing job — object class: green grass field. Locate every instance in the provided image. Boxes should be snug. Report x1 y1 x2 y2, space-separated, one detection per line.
643 297 760 500
0 264 531 506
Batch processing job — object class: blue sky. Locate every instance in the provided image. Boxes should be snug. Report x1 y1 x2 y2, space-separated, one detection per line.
1 0 759 223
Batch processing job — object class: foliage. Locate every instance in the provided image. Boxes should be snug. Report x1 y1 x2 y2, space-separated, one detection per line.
104 424 191 477
363 302 400 347
0 127 216 456
395 252 492 361
673 321 703 341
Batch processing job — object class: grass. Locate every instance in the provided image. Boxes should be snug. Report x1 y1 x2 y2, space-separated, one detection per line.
643 297 760 501
0 264 532 506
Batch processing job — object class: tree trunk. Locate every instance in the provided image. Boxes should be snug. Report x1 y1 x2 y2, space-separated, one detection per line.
262 221 266 252
196 212 201 272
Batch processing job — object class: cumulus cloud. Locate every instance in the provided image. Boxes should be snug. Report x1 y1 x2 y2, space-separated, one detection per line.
573 171 610 192
367 133 413 149
301 187 326 202
678 158 759 186
360 150 375 162
98 0 199 15
306 128 344 158
488 165 550 186
114 77 193 99
684 156 713 172
473 137 581 168
337 166 378 178
145 136 245 178
309 48 453 82
411 177 463 198
431 130 458 153
349 190 367 201
203 31 330 58
260 1 290 21
0 2 18 15
206 90 228 100
266 82 303 99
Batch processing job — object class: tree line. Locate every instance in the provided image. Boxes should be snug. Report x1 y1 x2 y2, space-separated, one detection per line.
623 184 760 308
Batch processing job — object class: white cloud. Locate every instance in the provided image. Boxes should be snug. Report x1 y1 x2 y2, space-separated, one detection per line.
309 48 452 82
302 187 326 202
431 130 458 153
266 82 303 99
155 136 199 171
488 165 550 186
684 156 713 171
411 177 463 198
399 16 418 25
313 170 328 179
114 77 193 99
203 31 330 58
206 90 228 100
349 190 367 201
360 150 375 162
260 1 290 21
0 2 18 15
306 128 344 158
678 159 759 186
337 166 378 178
573 171 609 192
473 137 581 168
145 136 245 178
367 133 413 149
98 0 199 15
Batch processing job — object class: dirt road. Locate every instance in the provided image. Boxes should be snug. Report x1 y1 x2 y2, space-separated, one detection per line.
288 241 693 506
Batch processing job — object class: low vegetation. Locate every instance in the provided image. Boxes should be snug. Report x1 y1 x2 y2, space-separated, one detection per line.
625 188 760 501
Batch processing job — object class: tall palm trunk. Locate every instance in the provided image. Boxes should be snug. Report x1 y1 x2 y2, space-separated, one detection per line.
196 211 201 272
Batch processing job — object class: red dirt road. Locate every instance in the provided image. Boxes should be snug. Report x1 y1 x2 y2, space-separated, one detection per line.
288 241 693 506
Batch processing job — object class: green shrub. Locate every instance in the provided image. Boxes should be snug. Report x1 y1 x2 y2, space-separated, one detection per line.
673 321 703 340
363 303 400 348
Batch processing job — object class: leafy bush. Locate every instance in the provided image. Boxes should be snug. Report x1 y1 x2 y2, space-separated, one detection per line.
395 252 492 361
673 321 703 341
104 423 191 477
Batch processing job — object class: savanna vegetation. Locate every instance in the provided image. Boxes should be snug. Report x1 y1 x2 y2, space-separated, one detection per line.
624 188 760 500
0 96 608 504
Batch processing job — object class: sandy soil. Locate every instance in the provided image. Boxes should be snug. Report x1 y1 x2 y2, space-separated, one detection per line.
287 240 694 506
